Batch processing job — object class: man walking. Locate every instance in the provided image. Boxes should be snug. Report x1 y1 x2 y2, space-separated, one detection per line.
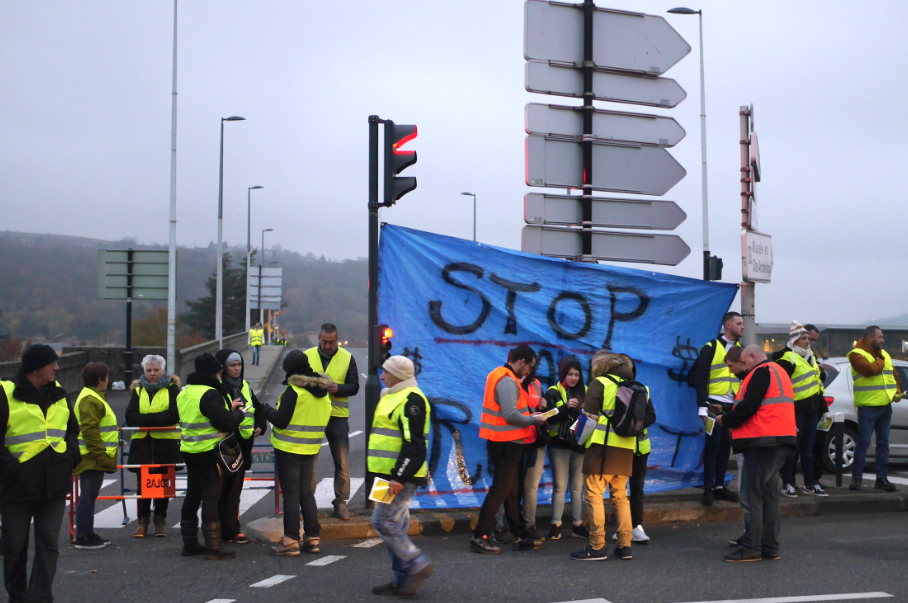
305 323 359 519
848 326 902 492
470 345 546 554
250 322 264 366
694 311 744 506
716 345 796 562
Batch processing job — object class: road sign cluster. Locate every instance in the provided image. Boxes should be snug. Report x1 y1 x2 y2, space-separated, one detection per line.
521 0 693 266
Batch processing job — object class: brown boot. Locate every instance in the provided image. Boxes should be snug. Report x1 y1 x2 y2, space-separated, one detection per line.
154 516 167 537
134 518 149 538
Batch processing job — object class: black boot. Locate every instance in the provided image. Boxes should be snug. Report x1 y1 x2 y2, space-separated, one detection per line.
180 520 206 557
202 521 236 560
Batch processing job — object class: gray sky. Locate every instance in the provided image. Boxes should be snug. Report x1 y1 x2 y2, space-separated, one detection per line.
2 1 906 326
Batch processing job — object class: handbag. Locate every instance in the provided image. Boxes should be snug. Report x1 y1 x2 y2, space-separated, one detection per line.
216 433 244 474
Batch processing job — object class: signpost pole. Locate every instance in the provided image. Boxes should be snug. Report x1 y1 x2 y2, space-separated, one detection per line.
580 0 594 259
739 106 755 347
125 249 134 386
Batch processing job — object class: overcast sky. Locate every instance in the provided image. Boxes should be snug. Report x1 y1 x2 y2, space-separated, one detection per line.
2 1 906 327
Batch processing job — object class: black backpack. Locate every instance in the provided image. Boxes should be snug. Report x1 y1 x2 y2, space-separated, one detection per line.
603 375 649 438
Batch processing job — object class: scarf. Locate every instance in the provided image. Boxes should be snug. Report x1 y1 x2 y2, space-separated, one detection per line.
380 377 418 398
223 374 245 400
790 343 815 366
140 373 171 397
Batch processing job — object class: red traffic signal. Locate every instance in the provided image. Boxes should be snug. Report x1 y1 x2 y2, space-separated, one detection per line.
383 121 417 206
371 323 394 368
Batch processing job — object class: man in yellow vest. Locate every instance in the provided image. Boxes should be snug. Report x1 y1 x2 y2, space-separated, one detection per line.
0 344 80 602
250 322 264 366
848 326 902 492
693 311 744 507
305 323 359 520
367 356 433 597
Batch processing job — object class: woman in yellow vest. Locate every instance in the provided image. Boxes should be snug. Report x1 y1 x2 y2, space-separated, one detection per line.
262 351 333 556
125 354 181 537
73 362 118 549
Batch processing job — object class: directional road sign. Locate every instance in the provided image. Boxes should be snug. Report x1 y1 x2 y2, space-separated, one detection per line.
526 134 686 195
526 103 685 147
524 193 686 230
249 266 283 310
98 250 169 300
524 1 690 75
522 225 690 265
525 61 687 108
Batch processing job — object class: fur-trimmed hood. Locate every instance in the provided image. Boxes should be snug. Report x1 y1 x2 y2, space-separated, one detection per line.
288 373 334 390
590 352 634 381
129 374 181 392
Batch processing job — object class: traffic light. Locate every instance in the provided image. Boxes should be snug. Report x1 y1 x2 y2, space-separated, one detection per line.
708 255 723 281
371 324 393 368
383 121 417 207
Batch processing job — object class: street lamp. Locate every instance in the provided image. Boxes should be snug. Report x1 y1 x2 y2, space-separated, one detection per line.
668 7 709 280
245 185 264 335
259 228 273 343
460 192 476 242
216 115 246 348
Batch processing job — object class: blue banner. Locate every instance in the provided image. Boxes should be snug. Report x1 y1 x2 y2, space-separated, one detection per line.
378 225 738 509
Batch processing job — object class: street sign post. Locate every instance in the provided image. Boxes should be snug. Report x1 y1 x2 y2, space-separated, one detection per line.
524 193 686 230
522 225 690 265
525 103 685 147
525 61 686 108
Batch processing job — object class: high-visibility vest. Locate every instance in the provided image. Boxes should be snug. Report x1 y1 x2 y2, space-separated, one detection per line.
705 339 742 397
75 387 118 457
731 362 796 441
850 348 897 407
177 385 227 453
586 376 639 451
637 429 651 455
305 347 351 419
1 380 69 463
367 386 431 477
238 380 255 439
270 385 331 455
131 385 180 440
779 350 822 401
250 329 264 346
546 382 588 438
479 366 536 442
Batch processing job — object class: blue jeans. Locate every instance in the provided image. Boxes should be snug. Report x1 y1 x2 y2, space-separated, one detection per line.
251 345 261 364
76 470 106 539
371 482 430 585
781 410 819 488
852 404 893 480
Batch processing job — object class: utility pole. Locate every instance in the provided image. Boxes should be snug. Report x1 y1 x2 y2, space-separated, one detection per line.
166 0 178 371
740 105 755 347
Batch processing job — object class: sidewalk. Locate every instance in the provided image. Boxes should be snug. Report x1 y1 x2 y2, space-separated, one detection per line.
241 344 285 397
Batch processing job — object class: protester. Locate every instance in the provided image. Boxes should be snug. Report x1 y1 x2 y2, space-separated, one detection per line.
250 322 264 366
0 344 80 602
544 356 588 541
215 349 267 544
73 362 117 550
304 323 360 520
716 345 796 562
368 356 434 597
470 345 546 554
621 355 656 544
848 326 902 492
263 351 332 556
126 354 181 538
694 311 744 506
177 354 245 560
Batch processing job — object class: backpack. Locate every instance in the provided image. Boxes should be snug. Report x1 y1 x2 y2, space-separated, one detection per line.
602 375 649 438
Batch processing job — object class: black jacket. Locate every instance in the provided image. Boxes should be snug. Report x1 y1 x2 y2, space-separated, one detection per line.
0 375 80 503
125 376 182 467
694 336 741 407
722 360 798 454
180 372 244 464
372 391 429 487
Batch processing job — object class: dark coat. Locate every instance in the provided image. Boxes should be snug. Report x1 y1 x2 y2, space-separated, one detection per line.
125 376 183 468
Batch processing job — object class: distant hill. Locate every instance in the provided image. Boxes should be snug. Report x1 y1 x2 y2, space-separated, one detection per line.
874 313 908 327
0 231 367 346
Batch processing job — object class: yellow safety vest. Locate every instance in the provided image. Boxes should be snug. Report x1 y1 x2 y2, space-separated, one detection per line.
545 382 587 438
75 387 119 457
270 385 331 455
636 428 651 456
237 380 255 439
780 350 822 401
850 348 897 407
1 380 69 463
250 329 264 346
177 385 227 453
367 387 431 478
706 340 742 397
305 347 352 419
131 384 180 440
586 376 639 451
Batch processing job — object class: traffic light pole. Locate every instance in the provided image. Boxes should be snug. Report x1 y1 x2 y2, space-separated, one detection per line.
365 115 382 506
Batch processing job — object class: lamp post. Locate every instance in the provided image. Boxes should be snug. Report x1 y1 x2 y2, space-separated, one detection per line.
245 185 263 336
259 228 273 340
166 0 178 371
216 115 246 348
668 7 709 280
460 192 476 241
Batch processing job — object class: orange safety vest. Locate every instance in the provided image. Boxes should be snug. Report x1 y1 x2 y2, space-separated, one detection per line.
479 366 536 442
731 362 796 441
523 378 543 445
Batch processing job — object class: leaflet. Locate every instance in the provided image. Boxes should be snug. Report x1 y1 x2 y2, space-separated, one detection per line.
369 478 396 504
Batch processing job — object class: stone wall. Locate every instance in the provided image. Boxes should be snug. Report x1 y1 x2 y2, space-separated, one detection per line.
175 332 249 379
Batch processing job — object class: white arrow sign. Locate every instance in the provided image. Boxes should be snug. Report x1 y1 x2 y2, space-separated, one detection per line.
526 103 686 147
526 60 687 108
524 0 690 75
522 225 690 265
526 135 686 195
524 193 686 230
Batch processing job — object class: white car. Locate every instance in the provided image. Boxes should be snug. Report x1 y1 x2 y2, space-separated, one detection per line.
816 357 908 472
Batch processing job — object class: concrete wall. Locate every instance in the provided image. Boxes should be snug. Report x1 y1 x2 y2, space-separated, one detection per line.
0 351 89 398
176 332 248 380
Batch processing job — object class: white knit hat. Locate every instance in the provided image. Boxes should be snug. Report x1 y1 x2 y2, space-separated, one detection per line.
788 320 808 347
382 356 415 381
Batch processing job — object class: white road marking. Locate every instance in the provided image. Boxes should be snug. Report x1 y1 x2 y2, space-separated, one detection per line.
249 575 296 588
547 599 612 603
314 477 364 509
672 592 893 603
352 538 383 548
205 600 236 603
350 430 364 437
306 555 346 566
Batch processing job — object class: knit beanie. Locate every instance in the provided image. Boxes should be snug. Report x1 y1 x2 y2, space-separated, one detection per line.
382 356 415 381
194 353 223 376
282 350 314 378
788 320 808 348
20 344 59 375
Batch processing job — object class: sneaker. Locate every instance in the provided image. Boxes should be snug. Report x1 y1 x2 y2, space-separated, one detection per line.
73 536 105 550
815 481 828 492
469 535 501 555
493 528 518 545
92 533 111 547
396 563 434 596
231 533 251 544
724 547 761 562
849 478 862 491
727 534 744 547
780 483 798 497
802 484 828 497
371 582 398 596
571 544 607 561
571 525 590 539
270 536 300 556
701 487 714 507
875 478 898 492
631 525 650 543
525 525 546 541
614 545 633 560
512 536 543 551
713 487 740 503
547 524 562 540
761 551 781 560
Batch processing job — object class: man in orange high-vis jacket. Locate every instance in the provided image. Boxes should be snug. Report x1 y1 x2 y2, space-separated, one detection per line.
716 345 796 563
470 345 546 555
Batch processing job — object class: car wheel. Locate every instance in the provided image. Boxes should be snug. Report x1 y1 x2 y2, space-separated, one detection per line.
821 425 857 473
